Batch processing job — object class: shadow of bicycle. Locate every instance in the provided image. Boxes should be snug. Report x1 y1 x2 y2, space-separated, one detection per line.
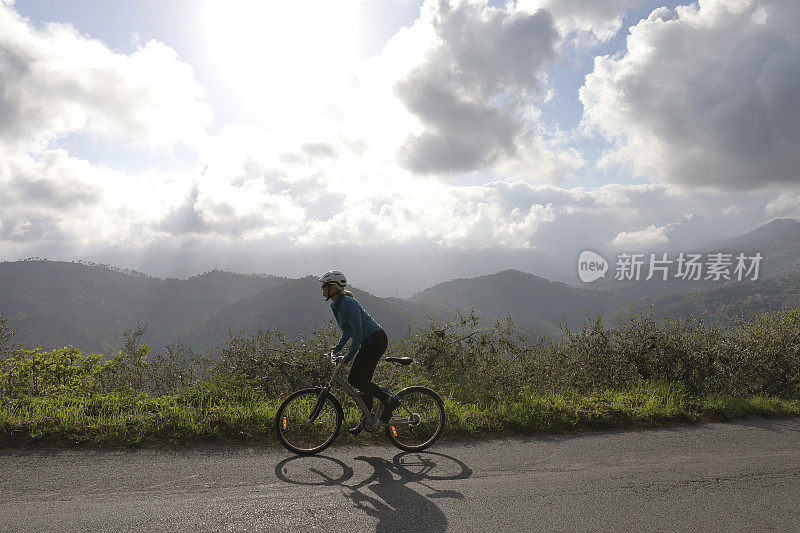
275 451 473 533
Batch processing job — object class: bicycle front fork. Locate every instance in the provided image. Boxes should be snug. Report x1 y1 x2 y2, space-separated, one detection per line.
308 387 330 423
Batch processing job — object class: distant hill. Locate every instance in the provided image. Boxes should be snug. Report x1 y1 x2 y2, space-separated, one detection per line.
408 220 800 334
1 219 798 354
178 277 443 351
0 261 287 354
704 218 800 254
610 270 800 327
0 261 442 355
409 269 618 336
589 218 800 302
699 218 800 278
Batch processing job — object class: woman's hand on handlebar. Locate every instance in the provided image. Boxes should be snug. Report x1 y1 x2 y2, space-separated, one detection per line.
328 348 345 365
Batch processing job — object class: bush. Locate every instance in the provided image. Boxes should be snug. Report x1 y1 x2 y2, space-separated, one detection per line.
727 308 800 396
0 314 17 359
213 322 341 397
393 310 528 403
2 308 800 404
0 346 107 398
516 308 800 398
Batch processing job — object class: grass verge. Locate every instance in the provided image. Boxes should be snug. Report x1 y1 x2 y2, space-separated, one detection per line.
2 382 799 448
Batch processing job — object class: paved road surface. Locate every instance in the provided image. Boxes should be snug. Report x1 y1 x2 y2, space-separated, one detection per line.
2 418 799 532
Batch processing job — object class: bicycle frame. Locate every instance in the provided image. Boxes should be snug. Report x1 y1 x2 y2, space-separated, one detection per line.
276 354 444 455
314 360 411 429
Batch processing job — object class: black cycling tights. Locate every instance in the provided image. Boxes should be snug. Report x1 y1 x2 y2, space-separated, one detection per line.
347 328 390 411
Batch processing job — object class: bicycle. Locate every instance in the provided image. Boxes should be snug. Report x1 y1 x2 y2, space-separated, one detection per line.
275 352 445 455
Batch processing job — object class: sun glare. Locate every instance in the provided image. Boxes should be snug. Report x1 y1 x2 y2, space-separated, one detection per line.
200 0 361 124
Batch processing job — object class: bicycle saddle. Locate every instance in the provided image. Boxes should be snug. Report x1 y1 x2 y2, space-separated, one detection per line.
385 357 414 366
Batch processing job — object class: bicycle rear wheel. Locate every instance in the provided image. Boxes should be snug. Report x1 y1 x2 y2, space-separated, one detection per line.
385 386 445 452
275 388 342 455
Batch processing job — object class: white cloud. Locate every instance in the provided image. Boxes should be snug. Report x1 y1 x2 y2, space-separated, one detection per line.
297 178 561 249
290 178 778 259
765 189 800 218
0 3 211 151
2 0 797 297
1 127 785 293
610 224 671 249
580 0 800 190
519 0 642 41
3 131 771 256
0 147 172 245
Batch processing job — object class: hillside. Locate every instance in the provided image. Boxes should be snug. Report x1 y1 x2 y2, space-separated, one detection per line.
610 270 800 326
589 218 800 302
699 218 800 278
408 218 800 333
178 276 443 351
2 218 799 354
409 269 617 336
0 261 287 354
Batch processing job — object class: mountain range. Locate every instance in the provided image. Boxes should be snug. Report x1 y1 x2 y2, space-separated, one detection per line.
1 219 799 355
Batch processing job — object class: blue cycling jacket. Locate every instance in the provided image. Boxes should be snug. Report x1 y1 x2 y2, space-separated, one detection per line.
330 294 382 362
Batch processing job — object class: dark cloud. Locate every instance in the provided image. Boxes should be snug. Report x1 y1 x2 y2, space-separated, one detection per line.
157 184 284 238
9 173 99 209
431 2 559 98
0 213 62 242
396 74 522 173
0 148 105 246
159 185 207 235
394 1 559 175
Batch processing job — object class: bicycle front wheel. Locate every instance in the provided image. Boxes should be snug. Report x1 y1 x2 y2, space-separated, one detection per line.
275 388 343 455
385 386 445 452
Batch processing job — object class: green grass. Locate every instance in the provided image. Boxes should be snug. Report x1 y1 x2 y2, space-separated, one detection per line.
0 392 280 447
3 308 800 448
2 382 799 448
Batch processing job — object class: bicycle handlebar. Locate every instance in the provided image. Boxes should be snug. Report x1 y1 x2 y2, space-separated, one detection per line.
326 350 345 366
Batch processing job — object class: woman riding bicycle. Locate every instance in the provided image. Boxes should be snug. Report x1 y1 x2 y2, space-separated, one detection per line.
319 270 400 435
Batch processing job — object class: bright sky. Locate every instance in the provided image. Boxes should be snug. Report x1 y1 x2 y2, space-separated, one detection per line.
2 0 799 296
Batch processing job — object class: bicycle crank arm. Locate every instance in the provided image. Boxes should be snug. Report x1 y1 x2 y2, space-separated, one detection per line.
376 417 418 427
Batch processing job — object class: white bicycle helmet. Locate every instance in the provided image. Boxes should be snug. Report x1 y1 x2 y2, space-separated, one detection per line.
318 270 347 288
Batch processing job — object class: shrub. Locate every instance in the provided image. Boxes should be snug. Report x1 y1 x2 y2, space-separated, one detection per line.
393 310 529 402
0 313 17 359
0 346 107 397
3 307 800 404
213 322 341 397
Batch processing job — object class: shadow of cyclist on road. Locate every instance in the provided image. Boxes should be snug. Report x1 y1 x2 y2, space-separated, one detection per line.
275 451 472 533
348 455 446 532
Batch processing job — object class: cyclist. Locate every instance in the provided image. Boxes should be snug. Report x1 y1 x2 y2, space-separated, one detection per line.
319 270 400 435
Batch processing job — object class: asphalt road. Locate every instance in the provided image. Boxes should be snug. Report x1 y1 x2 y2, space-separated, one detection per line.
2 418 799 532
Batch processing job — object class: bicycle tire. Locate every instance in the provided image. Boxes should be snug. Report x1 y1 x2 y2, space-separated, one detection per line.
275 388 343 455
385 386 445 452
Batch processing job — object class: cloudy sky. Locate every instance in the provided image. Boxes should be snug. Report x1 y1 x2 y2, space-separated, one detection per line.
1 0 799 296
